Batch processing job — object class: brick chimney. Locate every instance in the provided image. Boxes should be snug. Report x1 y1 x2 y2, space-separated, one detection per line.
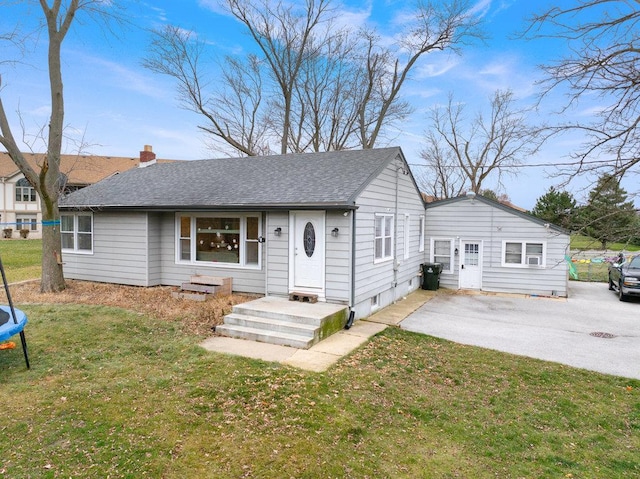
139 145 157 167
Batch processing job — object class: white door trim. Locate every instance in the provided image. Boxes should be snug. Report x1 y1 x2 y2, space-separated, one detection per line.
459 239 482 290
288 211 326 299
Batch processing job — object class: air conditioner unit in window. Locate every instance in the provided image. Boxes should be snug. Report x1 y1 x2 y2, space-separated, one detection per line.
526 255 542 266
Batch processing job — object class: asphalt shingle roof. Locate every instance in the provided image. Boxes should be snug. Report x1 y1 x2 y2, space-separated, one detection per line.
59 147 404 210
0 151 175 184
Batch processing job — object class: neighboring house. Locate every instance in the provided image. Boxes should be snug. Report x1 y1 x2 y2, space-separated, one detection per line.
0 145 165 238
424 192 570 297
58 147 427 319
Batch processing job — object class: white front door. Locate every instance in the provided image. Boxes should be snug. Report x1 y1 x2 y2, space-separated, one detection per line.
290 211 325 295
459 240 482 290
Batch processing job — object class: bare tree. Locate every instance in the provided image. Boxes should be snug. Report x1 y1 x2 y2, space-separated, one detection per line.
417 136 467 199
287 31 362 152
0 27 23 63
357 0 484 149
419 90 544 196
527 0 640 186
0 0 124 293
214 55 272 156
145 0 485 157
225 0 332 155
144 26 268 157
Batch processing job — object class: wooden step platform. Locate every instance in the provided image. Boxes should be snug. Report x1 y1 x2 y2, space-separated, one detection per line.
172 275 232 301
289 291 318 303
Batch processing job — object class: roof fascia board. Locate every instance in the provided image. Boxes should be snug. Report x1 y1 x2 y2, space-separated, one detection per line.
59 203 360 213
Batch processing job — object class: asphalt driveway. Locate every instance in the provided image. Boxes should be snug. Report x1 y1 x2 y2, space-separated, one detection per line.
399 282 640 380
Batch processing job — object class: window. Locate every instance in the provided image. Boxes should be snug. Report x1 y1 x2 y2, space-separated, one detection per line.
16 216 37 231
418 216 425 252
502 241 545 267
15 178 36 202
374 214 393 262
430 238 454 272
177 214 261 267
61 213 93 253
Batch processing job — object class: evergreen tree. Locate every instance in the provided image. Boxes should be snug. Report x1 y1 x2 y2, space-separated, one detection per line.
531 187 577 230
579 175 636 249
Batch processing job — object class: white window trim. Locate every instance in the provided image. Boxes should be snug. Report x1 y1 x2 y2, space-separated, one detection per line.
175 213 262 269
374 213 394 264
60 213 93 254
501 240 547 268
429 237 455 273
418 215 425 253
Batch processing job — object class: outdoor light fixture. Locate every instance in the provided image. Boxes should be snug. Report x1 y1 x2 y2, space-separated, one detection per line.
454 247 459 256
331 228 339 237
274 227 282 237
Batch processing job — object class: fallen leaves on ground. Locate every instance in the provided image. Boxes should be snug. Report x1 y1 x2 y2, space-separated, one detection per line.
9 280 257 337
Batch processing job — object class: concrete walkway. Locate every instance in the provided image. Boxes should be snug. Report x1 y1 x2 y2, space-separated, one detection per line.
200 289 436 372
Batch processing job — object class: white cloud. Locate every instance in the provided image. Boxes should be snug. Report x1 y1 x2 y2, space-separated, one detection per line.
469 0 492 18
478 60 510 77
332 2 373 32
415 55 460 79
576 104 607 118
148 5 168 22
28 105 50 118
75 53 169 100
197 0 228 16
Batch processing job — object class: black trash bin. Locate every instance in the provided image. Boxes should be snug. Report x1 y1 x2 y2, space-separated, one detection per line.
421 262 442 291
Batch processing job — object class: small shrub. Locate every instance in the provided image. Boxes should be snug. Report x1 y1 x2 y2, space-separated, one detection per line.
19 228 30 239
2 228 13 239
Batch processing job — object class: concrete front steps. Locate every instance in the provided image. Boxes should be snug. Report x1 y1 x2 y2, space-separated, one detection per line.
216 296 349 349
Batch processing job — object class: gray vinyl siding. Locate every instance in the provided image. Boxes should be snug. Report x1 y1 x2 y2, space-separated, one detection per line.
147 213 162 285
353 157 427 317
324 210 351 303
425 198 569 297
266 212 289 296
157 212 266 294
62 212 150 286
265 211 350 303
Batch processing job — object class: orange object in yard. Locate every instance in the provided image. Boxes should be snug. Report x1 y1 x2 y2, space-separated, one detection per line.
0 341 16 350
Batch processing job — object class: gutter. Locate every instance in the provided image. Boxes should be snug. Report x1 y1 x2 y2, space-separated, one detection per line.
58 203 360 213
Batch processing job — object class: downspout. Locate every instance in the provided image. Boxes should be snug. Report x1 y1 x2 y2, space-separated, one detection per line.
263 211 268 297
393 163 400 296
345 209 356 329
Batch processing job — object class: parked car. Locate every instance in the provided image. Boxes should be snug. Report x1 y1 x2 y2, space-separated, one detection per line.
608 253 640 301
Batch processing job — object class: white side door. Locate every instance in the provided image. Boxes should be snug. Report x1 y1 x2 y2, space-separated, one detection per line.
459 240 482 290
289 211 325 295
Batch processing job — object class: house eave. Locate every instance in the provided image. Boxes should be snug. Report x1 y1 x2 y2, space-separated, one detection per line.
58 202 359 213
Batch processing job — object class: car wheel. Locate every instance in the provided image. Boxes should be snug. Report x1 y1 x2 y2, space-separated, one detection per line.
609 275 615 291
619 282 627 302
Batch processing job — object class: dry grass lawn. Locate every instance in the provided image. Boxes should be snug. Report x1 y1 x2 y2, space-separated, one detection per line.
9 279 257 337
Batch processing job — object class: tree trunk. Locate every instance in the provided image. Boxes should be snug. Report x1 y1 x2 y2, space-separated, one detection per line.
39 1 69 293
40 202 65 293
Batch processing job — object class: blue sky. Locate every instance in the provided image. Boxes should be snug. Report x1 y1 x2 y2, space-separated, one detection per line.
0 0 604 209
